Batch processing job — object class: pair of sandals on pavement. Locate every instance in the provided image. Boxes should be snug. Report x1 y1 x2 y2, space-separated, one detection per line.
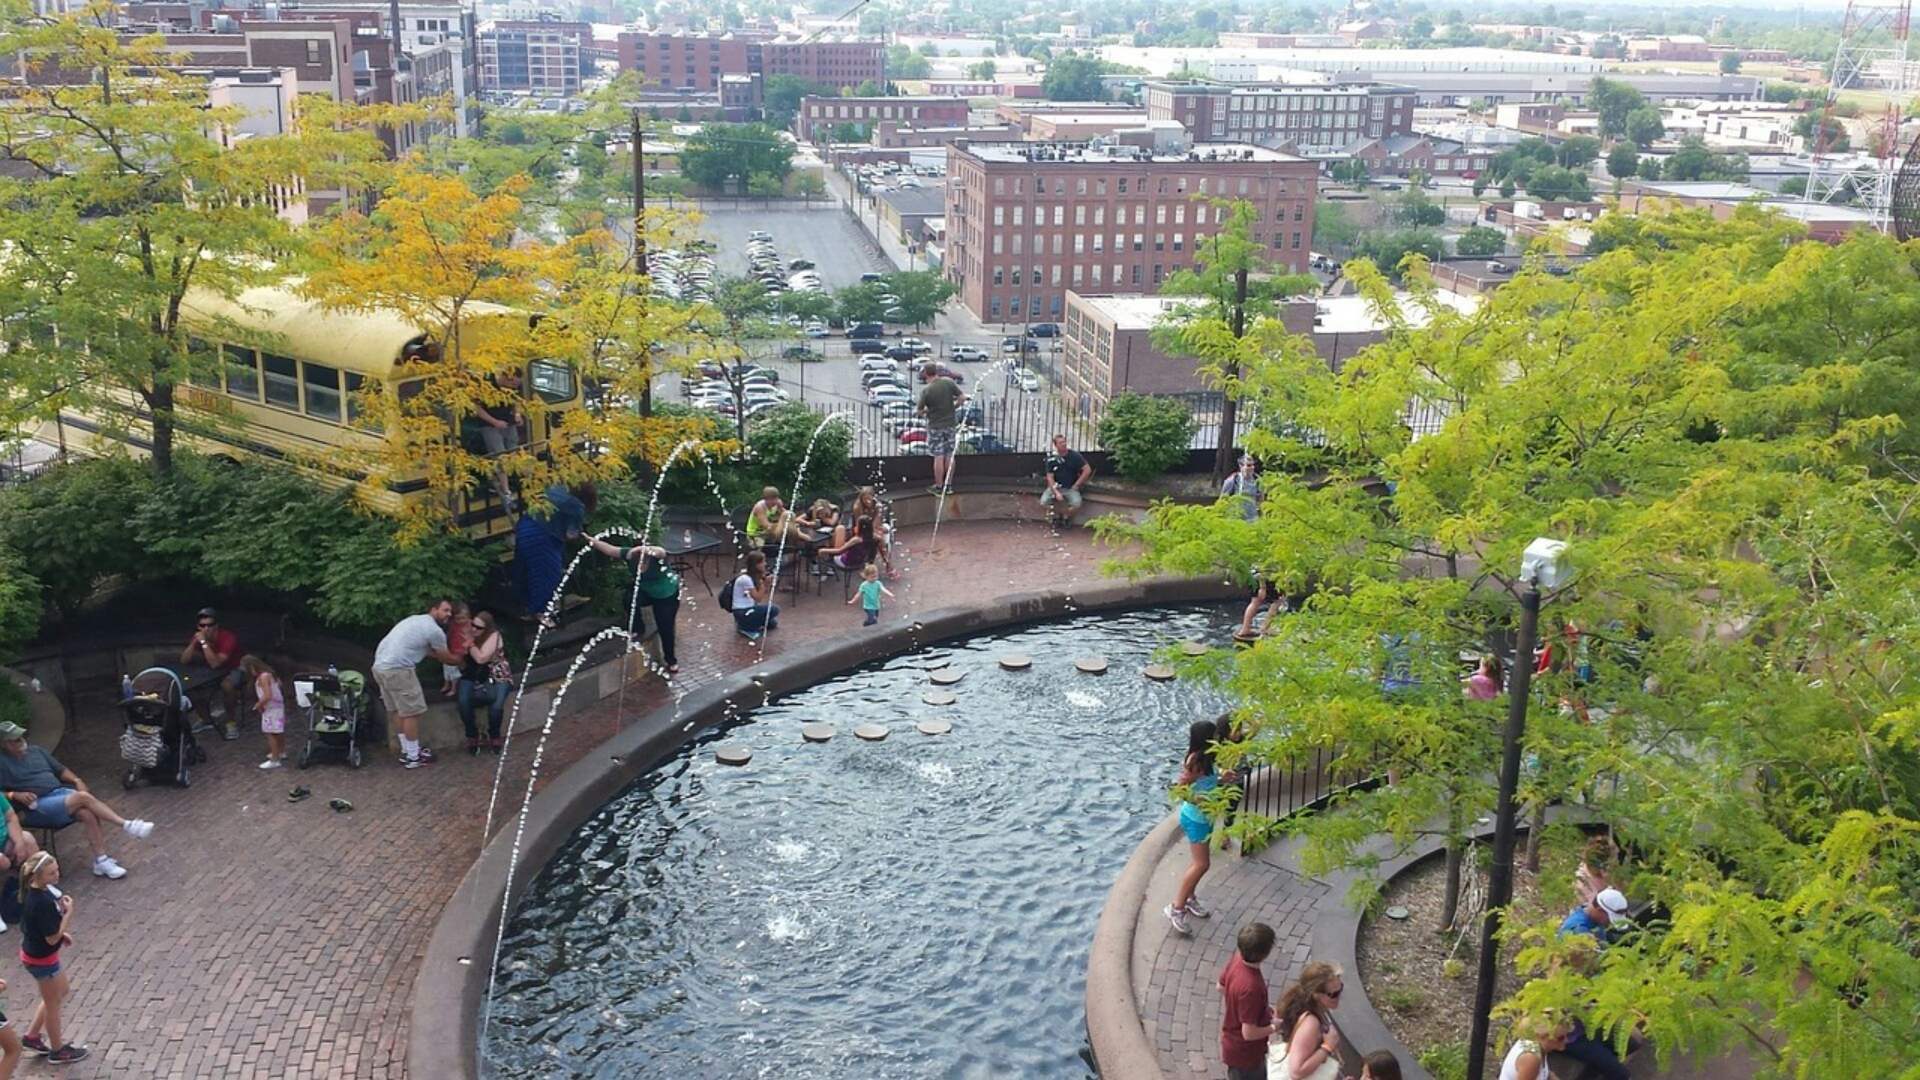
286 787 352 813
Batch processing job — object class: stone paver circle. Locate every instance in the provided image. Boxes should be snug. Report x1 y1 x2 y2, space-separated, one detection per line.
715 744 753 766
1179 640 1209 656
854 723 890 741
929 668 964 686
922 689 957 706
1074 656 1109 674
1143 663 1177 682
999 653 1033 670
916 718 952 736
801 722 836 743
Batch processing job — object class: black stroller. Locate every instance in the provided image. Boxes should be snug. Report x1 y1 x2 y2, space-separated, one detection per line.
119 667 206 789
293 670 378 769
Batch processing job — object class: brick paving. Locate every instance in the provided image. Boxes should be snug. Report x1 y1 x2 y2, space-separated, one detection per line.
32 517 1124 1079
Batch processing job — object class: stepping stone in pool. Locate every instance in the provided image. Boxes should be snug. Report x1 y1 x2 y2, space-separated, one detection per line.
854 723 890 742
1232 630 1261 646
715 745 752 767
916 718 952 736
1179 640 1209 657
1143 663 1177 682
999 653 1033 671
921 656 952 671
1074 656 1109 674
801 722 835 743
929 668 964 686
922 689 957 706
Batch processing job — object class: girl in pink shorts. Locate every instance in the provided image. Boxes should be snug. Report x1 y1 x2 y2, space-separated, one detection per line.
241 656 286 770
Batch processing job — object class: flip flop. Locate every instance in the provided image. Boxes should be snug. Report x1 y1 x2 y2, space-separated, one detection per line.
287 786 311 803
328 798 354 814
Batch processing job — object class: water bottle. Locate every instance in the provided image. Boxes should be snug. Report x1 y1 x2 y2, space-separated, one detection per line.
328 663 339 679
121 674 134 700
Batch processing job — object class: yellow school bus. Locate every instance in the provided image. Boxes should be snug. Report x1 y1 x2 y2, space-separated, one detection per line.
30 284 582 541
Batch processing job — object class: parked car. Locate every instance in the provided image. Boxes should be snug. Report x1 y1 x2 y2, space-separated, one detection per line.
849 337 886 355
859 355 897 370
862 370 907 390
959 431 1013 453
897 429 928 446
955 403 985 426
919 363 964 384
804 321 830 338
858 273 883 284
949 345 988 362
900 337 933 354
1002 336 1034 355
1026 323 1059 338
885 345 919 363
848 322 884 338
782 345 823 362
869 385 913 405
1013 370 1040 392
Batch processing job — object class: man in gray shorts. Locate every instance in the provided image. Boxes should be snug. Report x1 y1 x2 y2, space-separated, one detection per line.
372 599 461 770
916 363 965 495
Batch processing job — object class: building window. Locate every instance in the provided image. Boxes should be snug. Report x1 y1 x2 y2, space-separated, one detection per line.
1092 265 1103 285
994 178 1005 195
1172 234 1183 252
993 235 1003 254
1010 297 1021 316
1131 265 1141 285
306 39 322 64
1051 295 1062 316
1156 205 1166 225
993 267 1004 286
1093 234 1104 253
1013 235 1023 255
1012 268 1022 286
1072 266 1084 286
1073 236 1084 254
1076 178 1087 195
1013 206 1023 226
990 297 1001 318
1133 234 1143 252
1175 204 1186 225
1294 204 1305 221
1051 265 1062 286
1074 206 1085 226
1118 178 1128 194
1292 232 1302 249
994 206 1004 226
1153 264 1163 284
1094 206 1105 225
1134 205 1145 225
1095 178 1107 195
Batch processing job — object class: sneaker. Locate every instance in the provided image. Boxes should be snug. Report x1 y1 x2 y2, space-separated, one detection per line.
92 855 127 880
416 747 436 764
1183 896 1212 919
1163 904 1192 936
738 629 762 642
48 1044 90 1065
21 1034 49 1055
488 737 506 751
257 758 283 770
403 755 424 770
222 723 239 741
123 819 154 839
466 738 481 756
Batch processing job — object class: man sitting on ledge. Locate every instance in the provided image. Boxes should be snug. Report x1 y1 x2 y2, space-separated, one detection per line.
0 722 154 880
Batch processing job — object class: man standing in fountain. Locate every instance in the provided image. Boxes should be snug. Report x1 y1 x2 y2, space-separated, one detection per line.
917 362 964 495
370 599 464 770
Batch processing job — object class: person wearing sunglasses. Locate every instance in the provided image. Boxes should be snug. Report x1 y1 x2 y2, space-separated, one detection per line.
178 607 245 740
1271 961 1345 1080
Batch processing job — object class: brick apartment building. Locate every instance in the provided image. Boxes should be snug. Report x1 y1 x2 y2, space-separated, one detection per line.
944 139 1318 323
793 95 968 142
477 19 590 95
616 31 882 93
1144 80 1416 151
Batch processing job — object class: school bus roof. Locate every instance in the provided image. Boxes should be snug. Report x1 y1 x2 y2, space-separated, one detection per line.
180 284 523 378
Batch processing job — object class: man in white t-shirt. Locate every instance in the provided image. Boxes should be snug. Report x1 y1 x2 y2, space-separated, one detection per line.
371 599 462 769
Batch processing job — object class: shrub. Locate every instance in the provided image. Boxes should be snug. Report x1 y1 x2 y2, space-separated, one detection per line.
1418 1040 1468 1080
0 546 40 659
0 457 157 618
1097 393 1196 480
1455 226 1507 258
747 403 853 506
0 679 28 733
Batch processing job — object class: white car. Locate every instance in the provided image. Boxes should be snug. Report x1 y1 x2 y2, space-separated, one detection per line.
885 416 927 435
869 385 913 405
1014 371 1040 393
804 321 830 338
900 337 932 354
949 345 987 362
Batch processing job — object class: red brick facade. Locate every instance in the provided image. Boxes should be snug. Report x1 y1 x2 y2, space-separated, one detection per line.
794 95 969 142
616 32 883 93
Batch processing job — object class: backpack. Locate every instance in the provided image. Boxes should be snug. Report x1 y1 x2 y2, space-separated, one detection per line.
719 574 738 612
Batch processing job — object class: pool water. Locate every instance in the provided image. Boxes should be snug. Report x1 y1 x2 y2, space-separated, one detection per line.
485 605 1238 1079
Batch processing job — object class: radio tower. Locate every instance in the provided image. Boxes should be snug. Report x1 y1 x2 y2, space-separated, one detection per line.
1804 0 1913 230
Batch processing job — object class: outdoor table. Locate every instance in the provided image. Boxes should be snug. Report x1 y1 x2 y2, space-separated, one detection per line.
170 663 232 730
657 525 726 596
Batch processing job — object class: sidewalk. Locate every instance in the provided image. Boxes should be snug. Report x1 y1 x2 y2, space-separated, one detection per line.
29 518 1121 1078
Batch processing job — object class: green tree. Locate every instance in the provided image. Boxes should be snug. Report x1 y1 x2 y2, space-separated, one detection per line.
0 16 394 475
680 123 794 192
1097 393 1197 479
1354 228 1446 278
1625 106 1666 147
967 59 998 81
835 281 891 326
1330 158 1372 186
1522 164 1592 201
853 79 885 98
1042 52 1108 101
762 75 829 129
826 122 871 143
1589 77 1648 139
795 172 826 201
1555 134 1602 168
1793 112 1851 152
877 270 957 328
1312 200 1362 253
745 172 785 200
1454 226 1506 257
1719 50 1742 73
1394 188 1446 227
889 47 932 78
1664 136 1748 181
1605 141 1642 180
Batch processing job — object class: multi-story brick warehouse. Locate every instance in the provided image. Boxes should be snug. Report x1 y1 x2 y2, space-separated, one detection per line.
944 140 1318 324
615 32 883 93
477 19 589 95
1144 80 1416 151
793 95 969 142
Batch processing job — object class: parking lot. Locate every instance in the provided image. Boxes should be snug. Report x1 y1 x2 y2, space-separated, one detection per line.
696 204 891 290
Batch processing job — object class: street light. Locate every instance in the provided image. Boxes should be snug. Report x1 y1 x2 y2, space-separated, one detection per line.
1465 537 1568 1080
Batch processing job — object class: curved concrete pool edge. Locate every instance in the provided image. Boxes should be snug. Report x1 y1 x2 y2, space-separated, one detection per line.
411 574 1243 1080
1086 812 1185 1080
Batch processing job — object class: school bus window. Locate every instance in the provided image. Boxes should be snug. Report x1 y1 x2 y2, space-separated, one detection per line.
529 359 575 404
303 360 343 423
224 345 260 399
343 372 377 429
261 352 299 411
187 337 221 390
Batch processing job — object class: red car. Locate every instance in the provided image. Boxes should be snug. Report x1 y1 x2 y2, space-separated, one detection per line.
897 429 928 445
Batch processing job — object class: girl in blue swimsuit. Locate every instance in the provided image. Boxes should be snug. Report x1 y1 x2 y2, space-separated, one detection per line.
1165 720 1224 936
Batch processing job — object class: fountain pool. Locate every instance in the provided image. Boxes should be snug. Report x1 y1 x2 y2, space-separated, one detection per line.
483 604 1239 1078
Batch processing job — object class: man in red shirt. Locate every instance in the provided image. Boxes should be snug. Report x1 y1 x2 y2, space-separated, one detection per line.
1220 922 1279 1079
179 607 245 740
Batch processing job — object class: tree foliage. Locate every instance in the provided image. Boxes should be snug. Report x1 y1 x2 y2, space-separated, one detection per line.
1454 226 1507 258
762 75 831 128
680 123 793 190
1605 142 1641 180
1589 77 1648 139
1041 52 1108 101
1100 214 1920 1078
1096 393 1197 479
1626 106 1667 147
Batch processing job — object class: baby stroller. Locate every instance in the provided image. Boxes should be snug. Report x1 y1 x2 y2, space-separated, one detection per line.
119 667 206 789
293 670 377 769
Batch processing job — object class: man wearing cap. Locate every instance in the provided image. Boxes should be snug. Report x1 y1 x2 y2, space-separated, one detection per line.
0 723 154 880
1555 886 1634 1079
179 607 245 740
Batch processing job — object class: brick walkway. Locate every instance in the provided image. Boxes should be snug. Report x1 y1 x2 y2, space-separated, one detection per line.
33 517 1123 1079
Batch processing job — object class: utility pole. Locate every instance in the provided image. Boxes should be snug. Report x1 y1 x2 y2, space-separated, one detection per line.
1212 266 1249 481
632 110 651 417
1465 586 1542 1080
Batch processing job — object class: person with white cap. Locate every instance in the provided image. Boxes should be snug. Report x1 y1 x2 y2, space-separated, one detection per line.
1554 886 1634 1079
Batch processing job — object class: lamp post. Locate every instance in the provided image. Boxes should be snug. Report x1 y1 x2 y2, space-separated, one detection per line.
1465 538 1568 1080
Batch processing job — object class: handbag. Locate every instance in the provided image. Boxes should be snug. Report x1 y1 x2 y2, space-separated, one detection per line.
488 656 513 683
